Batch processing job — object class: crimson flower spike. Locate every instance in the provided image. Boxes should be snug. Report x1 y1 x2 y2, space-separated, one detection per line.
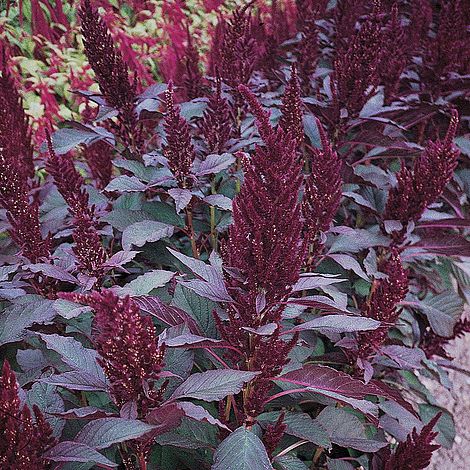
163 82 197 188
378 3 407 104
384 412 442 470
62 291 166 416
333 4 383 117
79 0 141 152
279 64 304 146
0 65 50 263
45 131 107 280
383 111 460 243
217 87 305 422
356 249 408 362
0 361 56 468
302 119 342 263
199 73 233 155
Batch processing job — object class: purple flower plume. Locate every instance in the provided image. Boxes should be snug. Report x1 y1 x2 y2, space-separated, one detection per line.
216 85 305 421
63 290 166 415
0 361 56 469
279 64 304 147
79 0 141 152
356 249 408 362
383 111 460 243
384 412 442 470
163 82 197 188
46 132 107 280
0 66 50 262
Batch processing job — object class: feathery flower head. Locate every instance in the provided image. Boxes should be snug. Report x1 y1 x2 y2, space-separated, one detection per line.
64 291 165 414
333 5 383 117
279 64 304 146
0 66 50 263
384 412 441 470
83 140 113 189
356 249 408 360
0 361 56 469
0 63 34 180
384 111 460 243
378 3 407 104
79 0 140 151
213 2 259 89
163 82 196 188
79 0 136 112
228 85 305 308
199 74 233 155
302 119 342 262
46 132 107 279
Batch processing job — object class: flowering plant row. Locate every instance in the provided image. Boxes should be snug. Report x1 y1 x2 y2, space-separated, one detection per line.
1 1 470 469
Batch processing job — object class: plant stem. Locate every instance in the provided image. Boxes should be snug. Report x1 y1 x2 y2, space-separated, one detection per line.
185 204 199 259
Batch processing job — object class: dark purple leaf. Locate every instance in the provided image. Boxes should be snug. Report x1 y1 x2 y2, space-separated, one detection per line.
380 345 426 369
41 370 108 392
181 279 233 302
275 365 380 420
176 401 230 430
44 441 117 467
203 194 233 211
122 220 174 251
145 403 184 434
24 263 78 284
134 296 201 334
292 274 346 292
168 188 193 213
213 426 273 470
75 418 156 449
193 153 236 176
105 175 148 192
170 369 259 401
38 333 106 381
54 407 114 420
289 315 380 334
316 406 387 452
0 297 55 346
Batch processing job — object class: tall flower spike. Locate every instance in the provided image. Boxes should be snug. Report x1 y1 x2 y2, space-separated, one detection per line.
333 6 383 117
83 140 113 189
0 62 34 180
46 132 107 280
199 73 233 155
163 82 196 188
356 249 408 361
0 361 56 468
378 4 407 104
302 120 342 263
79 0 140 151
384 412 442 470
383 111 460 243
0 66 50 263
179 26 205 100
279 64 304 146
214 3 258 90
217 86 304 422
63 291 166 415
296 0 327 90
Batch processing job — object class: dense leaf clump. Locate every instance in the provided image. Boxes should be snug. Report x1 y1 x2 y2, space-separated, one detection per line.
1 0 470 469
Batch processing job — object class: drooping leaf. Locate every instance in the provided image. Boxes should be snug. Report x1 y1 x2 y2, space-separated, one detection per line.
411 291 464 337
122 220 174 250
105 175 148 192
38 334 106 382
0 296 55 346
44 441 118 467
275 365 380 419
289 315 380 334
193 153 236 176
212 426 273 470
75 418 157 449
316 406 387 452
135 295 202 334
170 369 259 401
117 270 175 295
176 401 230 430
